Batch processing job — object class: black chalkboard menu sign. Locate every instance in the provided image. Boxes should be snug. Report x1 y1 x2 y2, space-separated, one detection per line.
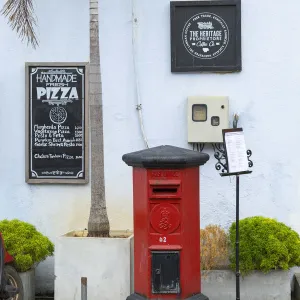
170 0 241 73
25 63 89 184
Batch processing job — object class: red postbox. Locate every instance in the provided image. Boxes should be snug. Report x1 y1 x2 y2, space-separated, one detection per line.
123 145 210 300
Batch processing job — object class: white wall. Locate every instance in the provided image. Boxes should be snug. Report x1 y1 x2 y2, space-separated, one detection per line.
1 0 300 294
0 0 89 293
100 0 300 234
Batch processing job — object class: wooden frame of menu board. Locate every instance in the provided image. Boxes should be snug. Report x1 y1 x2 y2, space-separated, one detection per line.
170 0 242 73
25 62 89 184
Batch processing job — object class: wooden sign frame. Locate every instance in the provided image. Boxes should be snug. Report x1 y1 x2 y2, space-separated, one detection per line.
170 0 242 73
25 62 89 184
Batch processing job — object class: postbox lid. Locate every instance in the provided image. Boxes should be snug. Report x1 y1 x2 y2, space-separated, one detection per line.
122 145 209 169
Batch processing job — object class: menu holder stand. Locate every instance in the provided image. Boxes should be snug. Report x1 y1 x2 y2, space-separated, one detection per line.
214 128 253 300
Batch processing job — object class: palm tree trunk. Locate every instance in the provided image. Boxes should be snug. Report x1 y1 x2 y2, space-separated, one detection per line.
88 0 110 237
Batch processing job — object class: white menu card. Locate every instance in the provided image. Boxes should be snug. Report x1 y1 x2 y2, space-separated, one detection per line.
224 130 248 173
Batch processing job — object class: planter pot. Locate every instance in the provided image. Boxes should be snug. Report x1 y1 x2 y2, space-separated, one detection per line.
54 230 133 300
292 272 300 300
201 270 290 300
19 268 35 300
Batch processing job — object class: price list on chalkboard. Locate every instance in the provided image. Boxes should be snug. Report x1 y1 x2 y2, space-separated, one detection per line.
25 63 89 184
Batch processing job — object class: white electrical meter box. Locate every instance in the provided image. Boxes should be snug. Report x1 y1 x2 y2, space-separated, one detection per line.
187 96 229 143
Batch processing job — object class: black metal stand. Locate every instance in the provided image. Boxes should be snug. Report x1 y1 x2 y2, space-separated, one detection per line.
236 175 240 300
214 146 253 300
220 171 251 300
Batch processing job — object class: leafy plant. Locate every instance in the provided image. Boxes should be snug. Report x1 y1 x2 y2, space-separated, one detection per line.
200 225 229 271
229 216 300 275
0 219 54 272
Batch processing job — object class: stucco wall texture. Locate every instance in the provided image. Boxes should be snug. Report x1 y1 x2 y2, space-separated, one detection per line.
0 0 300 294
100 0 300 232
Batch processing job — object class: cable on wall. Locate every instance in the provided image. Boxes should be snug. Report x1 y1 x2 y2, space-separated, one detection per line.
192 142 205 152
131 0 149 149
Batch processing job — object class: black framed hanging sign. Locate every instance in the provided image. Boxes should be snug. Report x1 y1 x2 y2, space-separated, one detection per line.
170 0 241 73
25 62 89 184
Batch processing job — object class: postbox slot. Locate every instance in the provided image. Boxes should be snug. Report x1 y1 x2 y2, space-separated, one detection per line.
149 180 181 199
152 187 178 194
151 251 180 294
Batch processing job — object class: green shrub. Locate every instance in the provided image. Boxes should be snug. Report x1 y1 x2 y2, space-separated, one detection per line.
229 216 300 275
0 219 54 272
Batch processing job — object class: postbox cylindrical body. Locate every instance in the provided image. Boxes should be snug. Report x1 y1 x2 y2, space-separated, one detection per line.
123 145 209 300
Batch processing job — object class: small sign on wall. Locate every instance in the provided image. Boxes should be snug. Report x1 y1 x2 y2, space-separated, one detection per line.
170 0 241 73
25 62 89 184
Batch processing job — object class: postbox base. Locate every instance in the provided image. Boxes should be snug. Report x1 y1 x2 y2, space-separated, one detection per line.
126 293 209 300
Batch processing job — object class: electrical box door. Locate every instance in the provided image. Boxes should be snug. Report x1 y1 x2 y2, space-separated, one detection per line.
187 96 229 143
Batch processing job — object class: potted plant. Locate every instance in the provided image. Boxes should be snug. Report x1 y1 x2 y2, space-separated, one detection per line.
0 219 54 300
200 217 300 300
229 216 300 275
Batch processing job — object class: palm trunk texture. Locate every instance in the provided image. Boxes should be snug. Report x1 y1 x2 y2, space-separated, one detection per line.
88 0 110 237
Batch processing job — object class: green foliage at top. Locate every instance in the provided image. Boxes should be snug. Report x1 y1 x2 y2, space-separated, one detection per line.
0 219 54 272
229 216 300 275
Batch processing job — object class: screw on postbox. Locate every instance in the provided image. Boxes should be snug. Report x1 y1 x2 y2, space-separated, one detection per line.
122 145 210 300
